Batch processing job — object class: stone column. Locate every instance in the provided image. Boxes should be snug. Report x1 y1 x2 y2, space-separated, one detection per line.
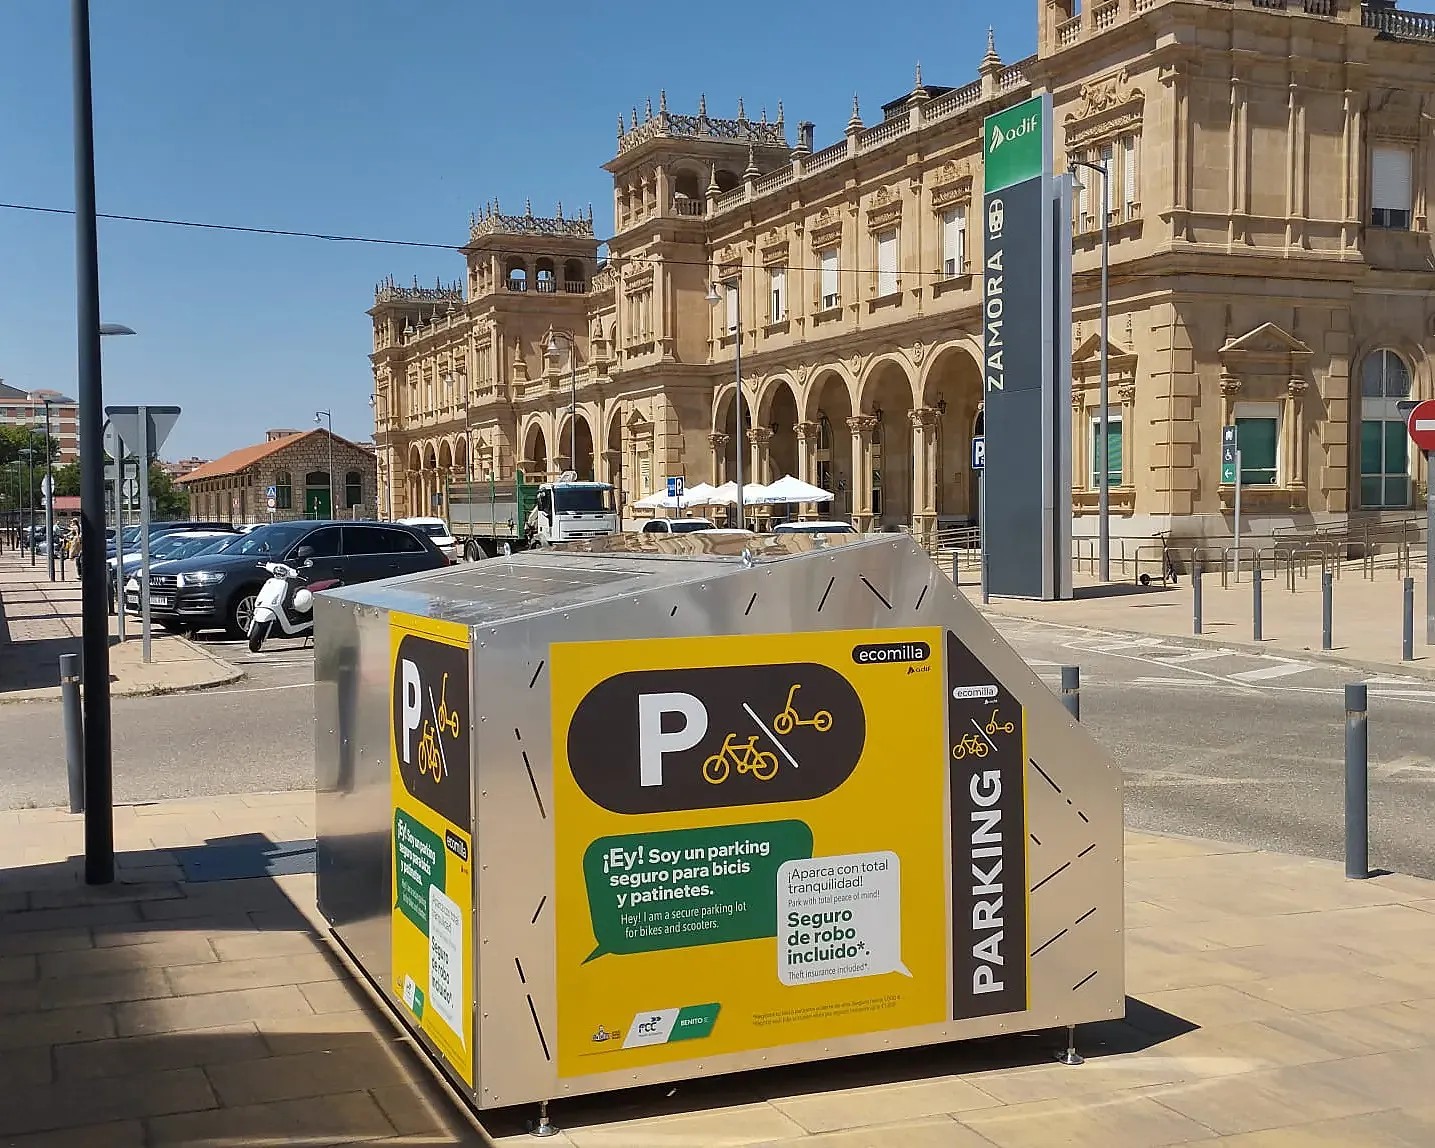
1117 383 1136 491
1219 372 1242 430
847 414 878 532
795 421 820 485
910 407 938 543
708 432 729 484
1286 376 1307 497
747 425 773 485
1072 389 1088 492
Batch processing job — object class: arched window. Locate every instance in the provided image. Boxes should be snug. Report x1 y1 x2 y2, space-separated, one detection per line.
1360 349 1413 508
564 259 586 292
505 258 528 292
535 259 556 294
273 469 292 511
345 470 363 509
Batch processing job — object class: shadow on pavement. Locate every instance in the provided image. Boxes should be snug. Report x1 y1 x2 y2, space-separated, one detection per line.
0 838 486 1146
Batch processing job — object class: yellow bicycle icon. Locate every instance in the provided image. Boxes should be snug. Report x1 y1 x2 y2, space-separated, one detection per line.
772 684 833 735
417 722 445 782
433 674 461 739
952 733 990 760
984 709 1015 736
703 733 780 784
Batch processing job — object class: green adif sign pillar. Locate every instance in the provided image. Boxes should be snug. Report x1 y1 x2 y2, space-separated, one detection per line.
980 93 1072 601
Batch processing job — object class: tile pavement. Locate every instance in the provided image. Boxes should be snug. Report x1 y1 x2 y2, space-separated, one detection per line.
0 552 241 701
1 790 1433 1146
963 562 1435 681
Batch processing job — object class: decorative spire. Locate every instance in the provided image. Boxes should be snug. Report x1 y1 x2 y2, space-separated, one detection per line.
760 106 767 125
645 96 653 121
737 97 747 121
631 106 639 131
776 100 784 125
659 89 668 114
698 92 707 117
847 94 863 132
555 200 563 220
981 26 1002 73
493 196 500 215
744 143 759 181
707 164 720 196
914 61 923 90
525 197 533 217
617 112 625 138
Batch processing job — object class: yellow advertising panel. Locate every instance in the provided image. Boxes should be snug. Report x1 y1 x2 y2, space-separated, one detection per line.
551 626 1028 1079
389 612 474 1089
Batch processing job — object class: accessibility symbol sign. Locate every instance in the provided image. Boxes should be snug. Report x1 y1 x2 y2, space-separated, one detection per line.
1221 426 1238 484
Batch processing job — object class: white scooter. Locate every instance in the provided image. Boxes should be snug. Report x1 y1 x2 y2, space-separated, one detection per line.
247 560 341 653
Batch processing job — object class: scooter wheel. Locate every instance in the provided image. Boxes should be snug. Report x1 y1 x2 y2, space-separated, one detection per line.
248 619 273 654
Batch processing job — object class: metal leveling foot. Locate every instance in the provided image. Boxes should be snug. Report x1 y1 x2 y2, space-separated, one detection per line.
530 1099 559 1138
1054 1024 1084 1066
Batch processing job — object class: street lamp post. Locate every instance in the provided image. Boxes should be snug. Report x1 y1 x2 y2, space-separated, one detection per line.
20 444 35 567
706 278 744 530
42 398 57 580
369 394 393 520
1071 156 1111 583
315 410 335 517
544 334 579 478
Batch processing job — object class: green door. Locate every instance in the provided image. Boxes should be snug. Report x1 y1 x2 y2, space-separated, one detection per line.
305 488 331 518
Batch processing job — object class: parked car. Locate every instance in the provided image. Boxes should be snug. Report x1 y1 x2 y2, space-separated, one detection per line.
106 521 235 560
108 530 238 611
397 516 461 562
639 518 717 535
772 520 859 536
132 520 448 637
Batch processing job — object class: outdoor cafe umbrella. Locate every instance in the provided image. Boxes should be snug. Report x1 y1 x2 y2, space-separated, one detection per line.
763 474 835 504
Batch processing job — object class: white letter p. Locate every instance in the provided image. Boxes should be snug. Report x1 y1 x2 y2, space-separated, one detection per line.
637 693 708 787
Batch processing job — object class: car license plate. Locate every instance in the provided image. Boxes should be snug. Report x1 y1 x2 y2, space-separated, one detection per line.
151 595 172 609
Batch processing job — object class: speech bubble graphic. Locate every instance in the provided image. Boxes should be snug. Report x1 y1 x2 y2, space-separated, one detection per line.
581 820 813 962
776 850 911 986
394 809 446 935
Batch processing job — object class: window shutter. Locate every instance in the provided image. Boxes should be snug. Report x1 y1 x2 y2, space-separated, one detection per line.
1077 160 1090 229
1372 146 1412 211
1122 136 1137 216
770 268 786 322
876 230 898 295
820 248 839 306
725 285 738 332
942 209 966 276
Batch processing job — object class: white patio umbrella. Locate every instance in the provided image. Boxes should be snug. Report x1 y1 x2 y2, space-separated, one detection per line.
710 481 779 505
764 474 835 503
680 482 717 506
631 491 678 509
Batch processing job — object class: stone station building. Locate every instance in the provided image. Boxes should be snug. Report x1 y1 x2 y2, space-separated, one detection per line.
370 0 1435 547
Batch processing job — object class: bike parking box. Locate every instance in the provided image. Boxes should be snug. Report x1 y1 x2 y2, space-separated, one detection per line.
314 532 1124 1112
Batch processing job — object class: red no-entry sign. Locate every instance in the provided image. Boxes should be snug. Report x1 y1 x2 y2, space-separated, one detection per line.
1408 399 1435 454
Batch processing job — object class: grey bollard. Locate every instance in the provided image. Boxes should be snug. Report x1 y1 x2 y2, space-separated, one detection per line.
1193 563 1203 635
1403 577 1415 661
60 653 85 814
951 552 959 587
1060 665 1080 721
1345 683 1368 880
1253 555 1263 642
1322 571 1333 651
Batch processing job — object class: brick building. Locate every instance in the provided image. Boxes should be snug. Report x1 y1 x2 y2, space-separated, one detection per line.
178 428 378 524
0 380 79 463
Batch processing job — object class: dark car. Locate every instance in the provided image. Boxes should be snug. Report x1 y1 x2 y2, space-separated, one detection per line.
106 520 236 559
135 520 448 637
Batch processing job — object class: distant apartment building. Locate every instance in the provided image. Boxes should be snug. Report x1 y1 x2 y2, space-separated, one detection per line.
0 380 79 463
159 456 210 480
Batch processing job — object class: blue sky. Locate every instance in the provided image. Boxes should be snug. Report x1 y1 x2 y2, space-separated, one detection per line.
0 1 1035 460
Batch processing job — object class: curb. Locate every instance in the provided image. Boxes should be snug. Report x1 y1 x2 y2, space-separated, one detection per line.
977 601 1435 684
0 636 246 705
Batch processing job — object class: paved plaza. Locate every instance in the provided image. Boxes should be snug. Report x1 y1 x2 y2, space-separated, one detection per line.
0 792 1432 1147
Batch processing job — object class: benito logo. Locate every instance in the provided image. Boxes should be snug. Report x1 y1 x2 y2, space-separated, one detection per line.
567 663 866 814
392 634 471 828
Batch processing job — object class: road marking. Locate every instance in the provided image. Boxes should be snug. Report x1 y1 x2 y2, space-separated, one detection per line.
1158 649 1237 664
1131 677 1228 687
1229 662 1315 682
1082 637 1168 652
212 682 315 696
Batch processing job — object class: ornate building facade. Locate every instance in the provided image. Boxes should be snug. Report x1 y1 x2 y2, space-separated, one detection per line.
371 0 1435 545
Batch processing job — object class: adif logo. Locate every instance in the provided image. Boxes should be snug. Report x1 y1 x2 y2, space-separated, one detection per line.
990 112 1039 151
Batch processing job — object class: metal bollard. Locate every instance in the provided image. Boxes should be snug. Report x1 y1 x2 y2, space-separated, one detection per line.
1252 555 1263 642
951 552 959 587
1060 665 1080 721
1322 571 1333 651
1193 564 1203 636
1345 683 1368 880
1403 577 1414 661
60 653 85 814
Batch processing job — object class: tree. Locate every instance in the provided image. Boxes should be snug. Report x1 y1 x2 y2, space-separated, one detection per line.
52 462 81 498
148 464 189 519
0 426 60 469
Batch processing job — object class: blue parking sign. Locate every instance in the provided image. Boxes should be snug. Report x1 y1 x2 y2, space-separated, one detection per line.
667 476 684 499
971 436 985 471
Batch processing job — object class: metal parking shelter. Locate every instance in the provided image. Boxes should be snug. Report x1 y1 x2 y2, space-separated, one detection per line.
314 532 1123 1117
